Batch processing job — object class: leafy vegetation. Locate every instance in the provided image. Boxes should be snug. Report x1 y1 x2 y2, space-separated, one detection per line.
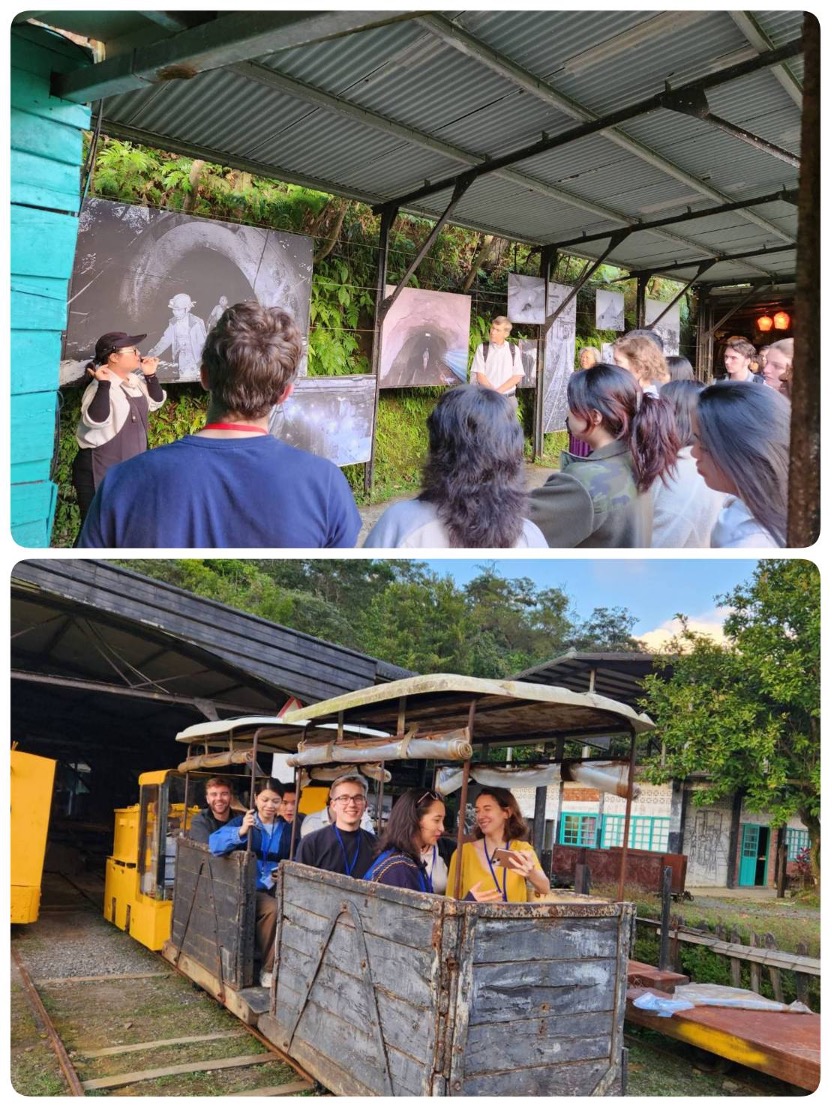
642 561 820 885
53 135 691 545
115 559 645 680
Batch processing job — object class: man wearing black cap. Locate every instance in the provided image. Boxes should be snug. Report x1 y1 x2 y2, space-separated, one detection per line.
72 332 165 522
78 302 360 548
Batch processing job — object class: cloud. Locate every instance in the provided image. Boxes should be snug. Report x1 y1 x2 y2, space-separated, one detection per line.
640 606 732 651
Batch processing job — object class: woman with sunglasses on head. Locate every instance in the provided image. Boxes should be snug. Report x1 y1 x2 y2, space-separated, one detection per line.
72 331 166 523
446 787 549 902
365 790 499 901
209 778 288 988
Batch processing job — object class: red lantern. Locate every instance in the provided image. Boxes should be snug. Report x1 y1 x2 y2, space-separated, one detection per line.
756 315 774 333
773 310 791 330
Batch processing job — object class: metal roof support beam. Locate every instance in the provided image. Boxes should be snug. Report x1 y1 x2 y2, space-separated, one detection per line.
408 16 799 241
707 281 775 338
382 176 474 318
662 88 800 169
385 37 801 211
52 10 419 101
729 11 803 108
629 243 793 280
10 670 251 714
366 204 398 495
647 264 712 329
534 245 555 462
546 230 632 330
554 188 799 251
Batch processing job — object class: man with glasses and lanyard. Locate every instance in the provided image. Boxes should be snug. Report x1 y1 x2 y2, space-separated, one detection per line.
294 774 376 878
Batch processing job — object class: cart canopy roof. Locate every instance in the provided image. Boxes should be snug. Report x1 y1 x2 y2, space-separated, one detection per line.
282 673 654 753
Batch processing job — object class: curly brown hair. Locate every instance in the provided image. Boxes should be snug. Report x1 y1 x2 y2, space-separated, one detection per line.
613 334 670 387
201 301 302 419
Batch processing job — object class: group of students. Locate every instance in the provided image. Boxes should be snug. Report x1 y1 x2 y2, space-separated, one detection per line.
187 773 546 988
72 303 792 550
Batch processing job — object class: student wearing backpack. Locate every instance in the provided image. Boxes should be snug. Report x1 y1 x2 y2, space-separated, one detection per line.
470 316 523 412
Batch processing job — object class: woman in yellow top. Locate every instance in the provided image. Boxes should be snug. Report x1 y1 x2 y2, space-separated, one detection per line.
447 787 550 902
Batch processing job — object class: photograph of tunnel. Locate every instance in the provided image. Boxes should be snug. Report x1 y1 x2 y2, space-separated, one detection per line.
61 198 313 384
378 286 471 388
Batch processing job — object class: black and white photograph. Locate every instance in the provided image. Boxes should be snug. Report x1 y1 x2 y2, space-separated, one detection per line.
61 198 313 384
517 337 538 388
542 282 577 432
507 273 546 324
595 289 625 331
378 286 471 388
646 299 681 355
268 374 375 467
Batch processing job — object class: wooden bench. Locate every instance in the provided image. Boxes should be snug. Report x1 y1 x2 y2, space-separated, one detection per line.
625 985 820 1091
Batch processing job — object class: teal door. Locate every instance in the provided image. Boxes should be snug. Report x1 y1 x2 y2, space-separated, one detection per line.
739 824 769 886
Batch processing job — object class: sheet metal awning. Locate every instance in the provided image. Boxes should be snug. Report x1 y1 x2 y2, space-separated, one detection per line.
28 8 804 282
11 559 412 774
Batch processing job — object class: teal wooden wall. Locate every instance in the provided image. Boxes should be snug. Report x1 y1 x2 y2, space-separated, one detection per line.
11 24 91 546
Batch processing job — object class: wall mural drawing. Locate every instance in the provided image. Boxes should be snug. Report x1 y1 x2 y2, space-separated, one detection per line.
62 198 313 384
646 299 681 355
268 375 375 467
378 286 471 388
543 283 577 433
507 273 546 324
595 289 625 331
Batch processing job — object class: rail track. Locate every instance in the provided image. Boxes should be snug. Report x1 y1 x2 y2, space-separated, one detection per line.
11 872 802 1098
10 873 317 1097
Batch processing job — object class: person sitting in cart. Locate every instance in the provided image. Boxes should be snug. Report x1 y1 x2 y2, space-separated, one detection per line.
293 773 376 878
364 789 499 900
187 775 237 843
446 787 550 902
275 781 304 842
208 778 293 987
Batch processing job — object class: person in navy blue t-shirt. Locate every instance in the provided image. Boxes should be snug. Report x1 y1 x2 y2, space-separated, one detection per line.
78 301 361 549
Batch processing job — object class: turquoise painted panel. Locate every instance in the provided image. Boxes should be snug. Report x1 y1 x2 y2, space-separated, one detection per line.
11 330 63 396
11 206 79 279
11 109 84 166
11 391 59 467
12 458 53 485
11 279 69 332
11 150 82 213
10 67 92 128
13 25 94 74
11 483 59 548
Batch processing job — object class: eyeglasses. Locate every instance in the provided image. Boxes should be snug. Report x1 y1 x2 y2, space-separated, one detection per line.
331 794 366 805
116 347 141 357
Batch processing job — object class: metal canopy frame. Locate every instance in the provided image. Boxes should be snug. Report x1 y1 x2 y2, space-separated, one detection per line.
23 10 813 523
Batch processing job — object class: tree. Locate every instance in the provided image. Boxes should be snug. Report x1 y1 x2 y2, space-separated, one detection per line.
566 606 645 652
642 561 820 885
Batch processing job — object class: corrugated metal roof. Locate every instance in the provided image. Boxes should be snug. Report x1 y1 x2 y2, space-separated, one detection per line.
28 9 804 278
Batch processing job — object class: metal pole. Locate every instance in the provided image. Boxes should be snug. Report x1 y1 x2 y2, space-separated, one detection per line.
658 865 673 970
453 699 477 900
366 203 397 494
635 276 647 329
616 729 638 902
534 245 554 460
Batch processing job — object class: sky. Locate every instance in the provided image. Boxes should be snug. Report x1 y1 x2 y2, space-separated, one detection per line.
422 557 772 649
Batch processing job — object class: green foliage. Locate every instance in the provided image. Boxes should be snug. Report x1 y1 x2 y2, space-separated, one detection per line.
641 561 820 879
117 559 642 681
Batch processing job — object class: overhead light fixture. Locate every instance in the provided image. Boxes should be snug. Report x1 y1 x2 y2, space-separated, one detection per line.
756 315 774 332
773 311 791 330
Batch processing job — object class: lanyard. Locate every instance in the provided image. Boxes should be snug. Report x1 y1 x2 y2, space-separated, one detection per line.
203 422 268 434
484 841 509 902
256 819 280 861
369 849 432 892
334 827 362 876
